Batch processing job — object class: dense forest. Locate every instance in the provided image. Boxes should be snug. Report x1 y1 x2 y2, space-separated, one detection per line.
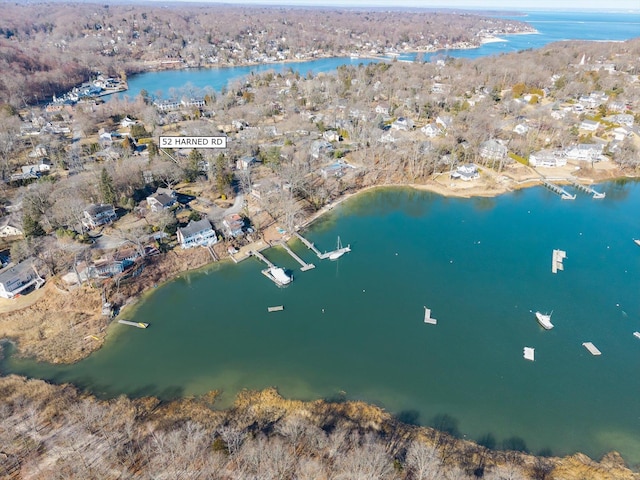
0 3 534 105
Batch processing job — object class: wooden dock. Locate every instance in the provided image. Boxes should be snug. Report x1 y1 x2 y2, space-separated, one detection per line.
294 232 351 260
570 180 605 199
582 342 601 356
542 180 576 200
250 250 275 269
293 232 323 258
278 241 315 271
423 306 437 325
118 320 149 329
268 305 284 312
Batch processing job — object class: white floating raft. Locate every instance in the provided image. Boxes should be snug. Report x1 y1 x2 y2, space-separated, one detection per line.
582 342 601 356
523 347 535 361
423 306 437 325
267 305 284 312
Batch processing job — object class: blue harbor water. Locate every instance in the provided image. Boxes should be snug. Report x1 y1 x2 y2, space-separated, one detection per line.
3 9 640 465
4 182 640 463
117 10 640 100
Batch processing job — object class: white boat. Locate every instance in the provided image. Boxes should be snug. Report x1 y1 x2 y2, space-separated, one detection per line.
328 236 350 260
633 239 640 247
269 267 292 285
535 311 554 330
633 331 640 339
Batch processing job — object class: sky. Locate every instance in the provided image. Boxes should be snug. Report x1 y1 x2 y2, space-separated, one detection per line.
154 0 639 10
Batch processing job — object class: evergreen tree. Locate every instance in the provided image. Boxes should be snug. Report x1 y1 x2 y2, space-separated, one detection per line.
185 149 203 182
99 167 116 205
23 212 45 237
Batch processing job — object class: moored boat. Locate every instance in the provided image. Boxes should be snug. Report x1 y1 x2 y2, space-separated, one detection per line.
535 311 554 330
633 238 640 247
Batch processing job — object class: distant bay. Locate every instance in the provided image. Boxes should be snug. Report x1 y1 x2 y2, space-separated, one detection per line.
4 181 640 463
117 10 640 100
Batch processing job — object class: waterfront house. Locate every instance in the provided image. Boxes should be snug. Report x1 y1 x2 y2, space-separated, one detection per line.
564 144 604 162
153 99 181 112
222 213 245 237
83 204 117 230
479 139 508 161
529 150 567 167
0 258 44 299
177 219 218 249
146 189 177 213
451 164 480 181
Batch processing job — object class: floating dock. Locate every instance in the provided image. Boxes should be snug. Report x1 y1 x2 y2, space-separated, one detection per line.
570 180 605 199
293 232 323 258
542 180 576 200
582 342 601 356
250 250 293 286
118 320 149 329
523 347 535 361
268 305 284 312
423 306 437 325
552 249 567 274
278 241 315 271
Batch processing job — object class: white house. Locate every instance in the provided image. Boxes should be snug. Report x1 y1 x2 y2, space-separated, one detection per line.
610 114 634 127
529 150 567 168
579 119 600 132
83 204 117 230
0 259 45 299
0 217 23 238
450 164 480 181
146 189 177 213
375 104 390 115
120 117 137 127
421 123 442 138
391 117 414 131
479 139 508 161
177 219 218 249
564 144 604 162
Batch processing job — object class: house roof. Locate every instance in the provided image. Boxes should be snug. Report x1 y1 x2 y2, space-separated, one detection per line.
148 192 174 208
178 219 213 238
85 204 115 216
0 259 34 284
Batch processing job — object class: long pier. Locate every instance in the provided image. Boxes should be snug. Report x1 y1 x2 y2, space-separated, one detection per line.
278 241 315 271
542 180 576 200
249 250 275 268
570 180 605 199
293 232 351 260
293 232 323 257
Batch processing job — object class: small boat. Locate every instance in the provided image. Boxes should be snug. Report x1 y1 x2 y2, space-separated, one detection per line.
328 236 350 260
535 311 554 330
269 267 292 285
633 239 640 247
633 331 640 339
267 305 284 312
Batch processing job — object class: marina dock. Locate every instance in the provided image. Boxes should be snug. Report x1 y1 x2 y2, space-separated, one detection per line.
250 250 293 286
570 180 605 199
423 306 437 325
523 347 535 361
278 241 315 271
582 342 601 356
542 180 576 200
118 320 149 329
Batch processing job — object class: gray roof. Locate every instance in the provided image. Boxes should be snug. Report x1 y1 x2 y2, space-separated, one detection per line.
85 203 115 216
0 259 34 284
178 219 213 238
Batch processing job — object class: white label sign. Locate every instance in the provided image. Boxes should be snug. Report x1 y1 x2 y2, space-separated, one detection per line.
159 136 227 149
